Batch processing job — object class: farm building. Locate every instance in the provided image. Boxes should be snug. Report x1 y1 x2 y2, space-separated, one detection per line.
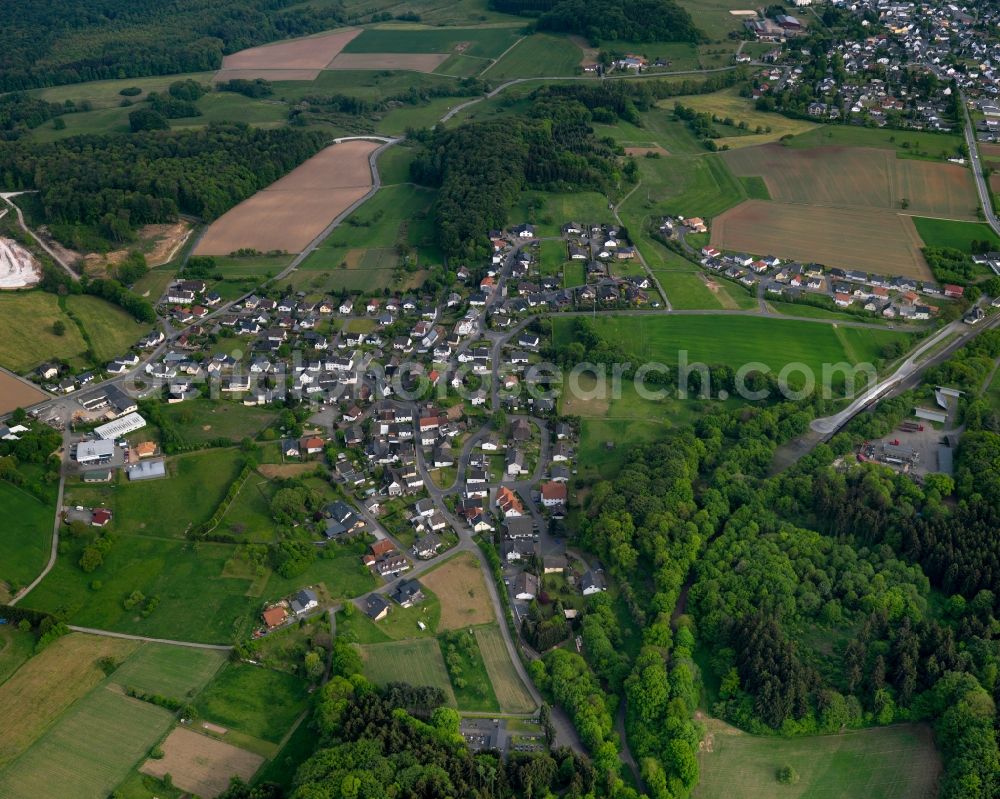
75 439 115 464
94 412 147 440
83 469 113 483
127 458 166 481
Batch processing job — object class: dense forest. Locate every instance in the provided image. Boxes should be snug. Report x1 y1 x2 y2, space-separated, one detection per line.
0 124 327 248
556 317 1000 799
410 106 621 261
0 0 349 92
490 0 703 44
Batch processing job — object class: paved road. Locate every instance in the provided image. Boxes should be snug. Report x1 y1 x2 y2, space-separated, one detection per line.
65 626 233 651
960 94 1000 237
810 308 1000 435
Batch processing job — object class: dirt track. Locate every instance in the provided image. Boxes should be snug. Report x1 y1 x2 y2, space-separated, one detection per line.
194 140 379 255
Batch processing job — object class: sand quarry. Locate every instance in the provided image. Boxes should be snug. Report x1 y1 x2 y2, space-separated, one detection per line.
194 140 380 256
0 237 42 289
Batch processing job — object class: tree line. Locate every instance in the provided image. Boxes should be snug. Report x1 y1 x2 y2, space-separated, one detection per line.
0 124 328 248
0 0 349 92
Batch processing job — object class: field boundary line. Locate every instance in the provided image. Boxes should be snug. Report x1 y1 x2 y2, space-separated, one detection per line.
478 36 526 77
66 626 233 651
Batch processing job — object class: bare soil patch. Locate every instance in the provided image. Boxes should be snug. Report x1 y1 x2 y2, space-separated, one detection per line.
217 28 362 73
625 145 670 157
141 726 263 798
981 143 1000 159
0 370 47 414
257 463 313 478
723 144 980 220
194 140 378 255
0 238 41 289
327 53 450 72
144 222 193 266
421 553 496 630
711 199 933 279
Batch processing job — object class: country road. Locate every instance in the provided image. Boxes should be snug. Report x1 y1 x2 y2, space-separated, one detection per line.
438 64 744 125
613 181 671 310
960 94 1000 237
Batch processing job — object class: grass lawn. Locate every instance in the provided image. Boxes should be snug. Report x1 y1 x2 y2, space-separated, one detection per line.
912 216 1000 252
84 449 243 540
785 125 965 161
655 270 725 310
209 253 292 280
439 629 500 712
677 0 766 34
694 720 940 799
359 638 457 706
253 710 318 788
294 183 439 293
0 627 34 688
218 473 276 543
131 266 177 301
0 681 174 799
376 144 418 186
24 536 256 643
668 88 818 149
510 191 616 237
0 633 140 769
552 315 910 374
343 26 520 59
160 400 278 445
64 294 151 362
576 419 669 480
194 662 308 743
0 481 54 598
484 34 581 80
0 291 88 373
474 624 536 713
539 239 569 276
109 644 227 703
261 539 377 602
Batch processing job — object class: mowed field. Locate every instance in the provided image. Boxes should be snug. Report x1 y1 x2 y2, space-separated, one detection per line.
0 633 139 769
214 28 362 82
552 315 910 375
0 481 53 600
359 638 457 705
474 624 536 713
421 553 496 630
194 140 379 256
722 144 980 220
711 200 932 279
0 685 174 799
64 294 151 362
0 292 87 372
694 720 940 799
141 727 264 798
0 639 225 799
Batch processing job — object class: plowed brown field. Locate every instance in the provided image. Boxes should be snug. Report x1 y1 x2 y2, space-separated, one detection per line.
710 200 932 279
194 140 379 255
